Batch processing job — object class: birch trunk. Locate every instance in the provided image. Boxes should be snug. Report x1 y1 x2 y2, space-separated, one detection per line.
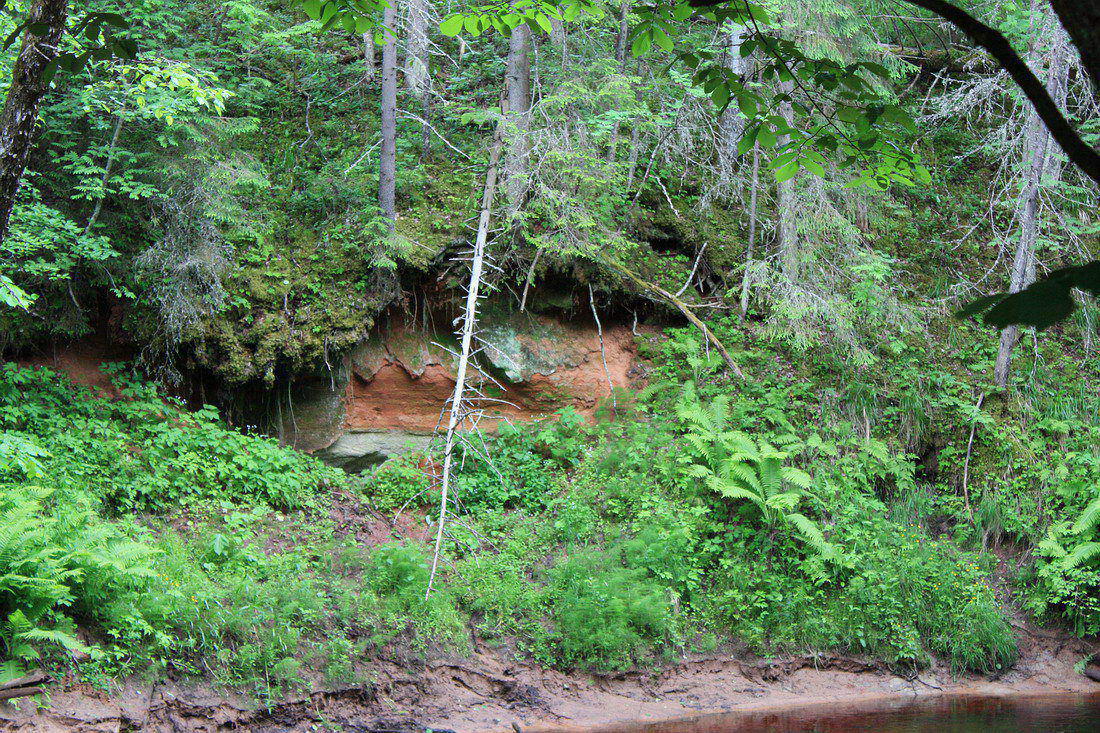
425 116 506 597
0 0 69 242
362 33 375 79
714 23 748 184
503 23 531 216
993 29 1070 389
378 0 399 229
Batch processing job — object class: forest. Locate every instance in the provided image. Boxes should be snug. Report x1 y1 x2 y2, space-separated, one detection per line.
0 0 1098 729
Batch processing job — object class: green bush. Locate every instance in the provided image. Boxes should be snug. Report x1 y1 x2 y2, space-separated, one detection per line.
454 410 586 512
0 364 339 512
537 550 674 672
705 494 1016 673
1027 493 1100 637
358 453 432 513
363 542 468 648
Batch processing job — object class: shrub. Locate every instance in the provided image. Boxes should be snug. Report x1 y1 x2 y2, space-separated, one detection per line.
1028 493 1100 637
454 411 585 512
0 364 339 512
704 494 1017 673
537 550 674 671
359 453 432 513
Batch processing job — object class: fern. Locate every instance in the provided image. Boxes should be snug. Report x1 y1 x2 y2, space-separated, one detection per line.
676 385 838 560
788 513 840 561
1071 496 1100 536
1063 542 1100 569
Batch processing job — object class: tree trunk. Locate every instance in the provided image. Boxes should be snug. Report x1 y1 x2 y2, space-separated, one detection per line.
614 0 631 65
776 87 798 283
605 0 632 162
503 23 531 217
740 142 760 317
993 27 1070 389
83 116 124 235
0 0 69 243
405 0 431 160
709 22 748 200
362 33 376 79
379 0 399 229
425 115 506 598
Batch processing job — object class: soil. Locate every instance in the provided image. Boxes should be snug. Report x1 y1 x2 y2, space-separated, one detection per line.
3 623 1096 733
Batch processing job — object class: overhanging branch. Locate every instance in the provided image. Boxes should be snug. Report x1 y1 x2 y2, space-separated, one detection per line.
687 0 1100 186
898 0 1100 186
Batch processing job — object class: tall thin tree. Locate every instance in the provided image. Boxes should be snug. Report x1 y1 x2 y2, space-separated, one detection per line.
776 85 798 283
993 23 1070 389
405 0 431 158
503 22 531 217
378 0 399 229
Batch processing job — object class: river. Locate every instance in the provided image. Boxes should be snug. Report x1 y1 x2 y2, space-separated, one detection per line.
599 693 1100 732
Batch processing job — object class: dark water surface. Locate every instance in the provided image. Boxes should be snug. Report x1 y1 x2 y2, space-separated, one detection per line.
607 693 1100 732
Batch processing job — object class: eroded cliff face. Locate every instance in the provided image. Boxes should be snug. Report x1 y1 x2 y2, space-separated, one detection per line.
286 311 647 471
9 310 648 472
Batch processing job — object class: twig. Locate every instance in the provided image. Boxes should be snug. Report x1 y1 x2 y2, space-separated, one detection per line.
675 242 708 297
589 284 616 414
961 392 986 523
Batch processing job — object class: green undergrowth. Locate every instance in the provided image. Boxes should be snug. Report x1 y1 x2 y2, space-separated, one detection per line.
5 302 1099 697
0 364 467 699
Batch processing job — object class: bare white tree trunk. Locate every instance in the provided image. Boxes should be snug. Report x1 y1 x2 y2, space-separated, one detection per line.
504 23 532 217
425 118 506 598
362 33 376 79
740 142 760 317
993 28 1070 389
714 23 748 189
379 0 399 229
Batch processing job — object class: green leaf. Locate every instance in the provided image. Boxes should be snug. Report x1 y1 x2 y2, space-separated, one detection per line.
534 12 553 34
439 14 464 36
652 27 673 52
802 159 826 177
736 128 758 155
774 161 798 182
710 83 729 109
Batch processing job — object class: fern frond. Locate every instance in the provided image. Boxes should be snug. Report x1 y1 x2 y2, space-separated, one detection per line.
721 460 762 493
787 513 840 560
780 466 813 490
758 456 784 498
711 481 766 514
1071 496 1100 536
1063 541 1100 569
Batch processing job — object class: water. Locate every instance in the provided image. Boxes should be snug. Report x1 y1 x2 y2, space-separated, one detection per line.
607 694 1100 732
